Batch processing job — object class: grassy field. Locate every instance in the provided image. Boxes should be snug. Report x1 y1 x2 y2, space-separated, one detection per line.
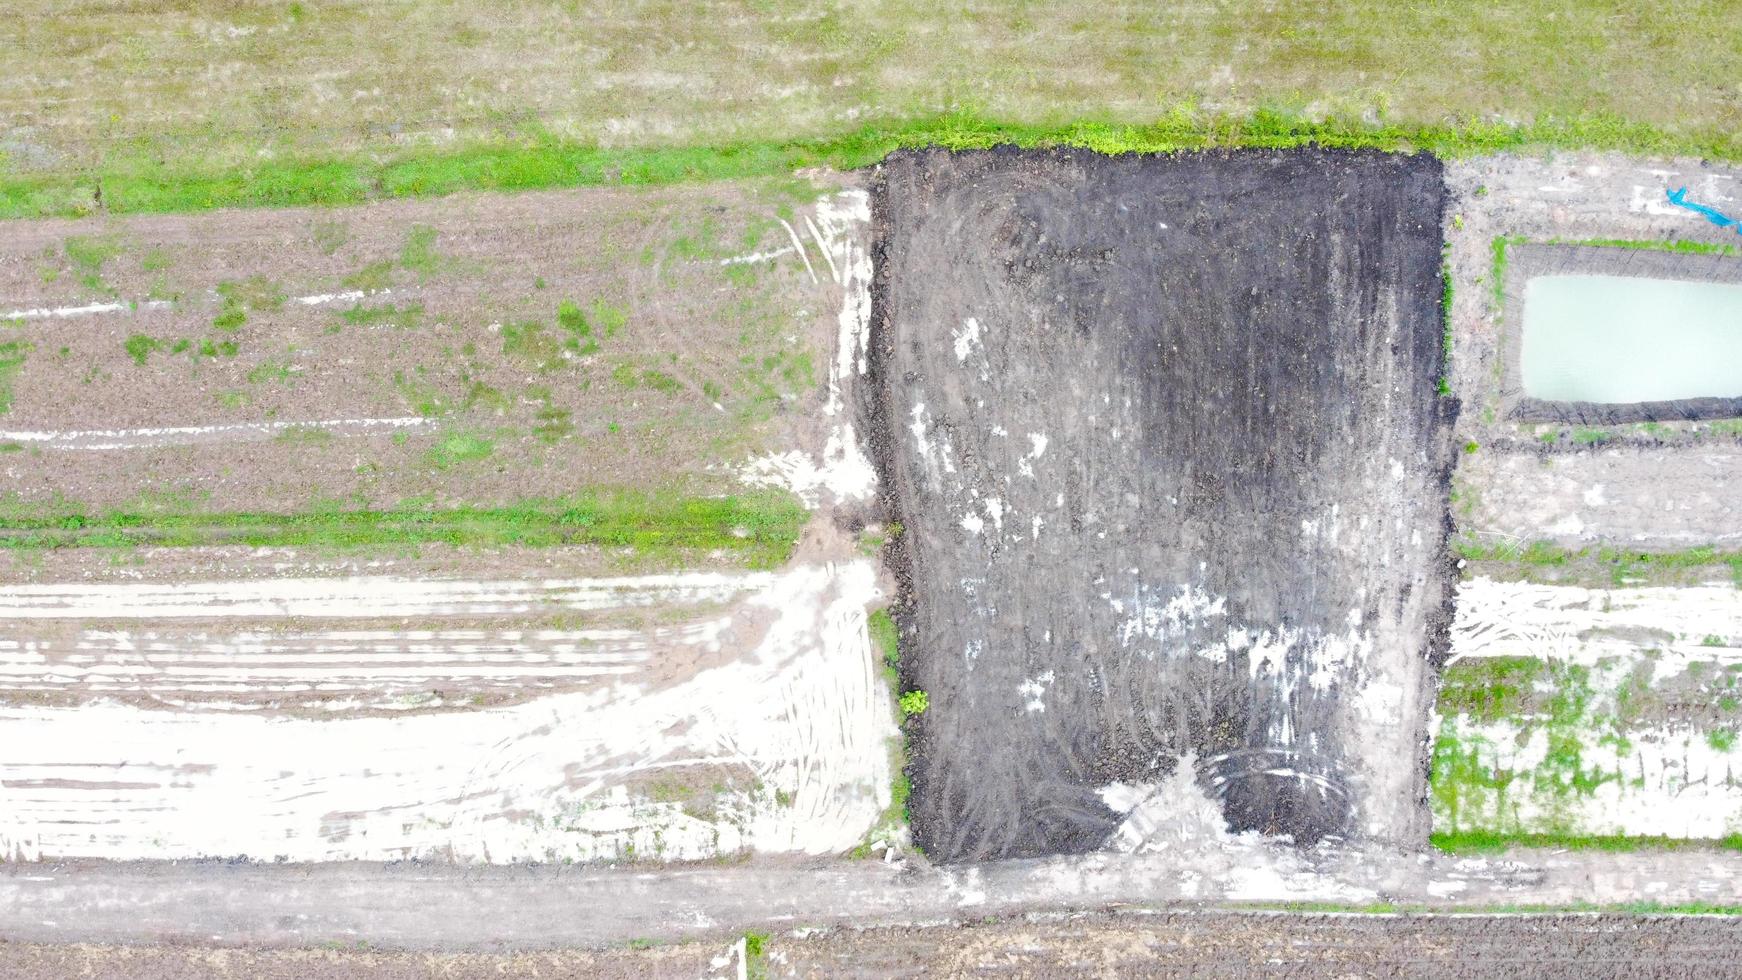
3 1 1739 217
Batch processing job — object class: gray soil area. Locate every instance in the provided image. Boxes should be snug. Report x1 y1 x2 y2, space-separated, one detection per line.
0 178 849 512
868 147 1454 861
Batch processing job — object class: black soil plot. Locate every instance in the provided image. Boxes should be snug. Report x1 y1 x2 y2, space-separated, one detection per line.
867 148 1454 863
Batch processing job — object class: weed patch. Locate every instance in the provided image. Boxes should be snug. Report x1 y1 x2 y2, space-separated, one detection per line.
426 431 494 469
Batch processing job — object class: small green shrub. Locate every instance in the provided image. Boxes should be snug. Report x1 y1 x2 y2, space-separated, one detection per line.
899 689 929 716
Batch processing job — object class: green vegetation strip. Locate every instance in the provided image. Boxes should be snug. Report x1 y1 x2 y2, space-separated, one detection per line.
0 491 807 567
1432 831 1742 855
7 110 1738 220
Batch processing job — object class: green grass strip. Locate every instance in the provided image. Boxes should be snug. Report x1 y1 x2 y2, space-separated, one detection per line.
7 109 1738 220
1433 830 1742 855
0 491 807 568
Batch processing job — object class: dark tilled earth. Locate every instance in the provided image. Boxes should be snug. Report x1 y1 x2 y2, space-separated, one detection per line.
868 147 1454 862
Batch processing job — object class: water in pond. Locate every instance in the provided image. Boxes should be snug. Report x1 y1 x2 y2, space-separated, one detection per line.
1522 273 1742 403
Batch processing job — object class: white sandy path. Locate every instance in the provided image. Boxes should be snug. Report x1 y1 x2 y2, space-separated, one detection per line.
0 572 770 620
0 415 434 451
0 561 893 863
0 623 744 698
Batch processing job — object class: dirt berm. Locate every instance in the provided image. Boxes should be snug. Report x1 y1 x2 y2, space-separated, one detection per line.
867 147 1455 862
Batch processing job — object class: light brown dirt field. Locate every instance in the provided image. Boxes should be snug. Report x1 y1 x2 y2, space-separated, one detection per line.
0 177 849 513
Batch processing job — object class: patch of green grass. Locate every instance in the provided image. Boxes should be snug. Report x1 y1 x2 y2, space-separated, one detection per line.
743 931 769 980
641 369 683 394
211 275 285 332
140 248 173 272
339 302 423 330
0 490 807 567
1439 656 1541 723
1708 728 1738 752
1453 537 1742 587
217 275 287 312
246 357 297 386
426 431 494 469
63 235 121 293
1453 537 1572 566
1560 237 1740 257
609 361 684 393
0 341 32 414
123 334 159 366
400 225 440 276
343 260 394 293
1571 427 1613 445
12 111 1742 221
555 298 625 357
533 404 574 443
501 320 564 373
1489 234 1526 314
869 608 900 685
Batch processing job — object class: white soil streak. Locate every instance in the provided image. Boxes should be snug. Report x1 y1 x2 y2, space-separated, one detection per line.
778 218 817 284
0 562 894 863
3 290 384 322
3 300 171 319
815 190 873 417
0 624 728 696
1451 577 1742 674
741 191 878 508
0 416 434 451
1445 577 1742 838
0 572 770 620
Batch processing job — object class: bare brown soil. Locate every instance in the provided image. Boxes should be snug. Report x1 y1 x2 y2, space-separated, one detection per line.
1 177 851 512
